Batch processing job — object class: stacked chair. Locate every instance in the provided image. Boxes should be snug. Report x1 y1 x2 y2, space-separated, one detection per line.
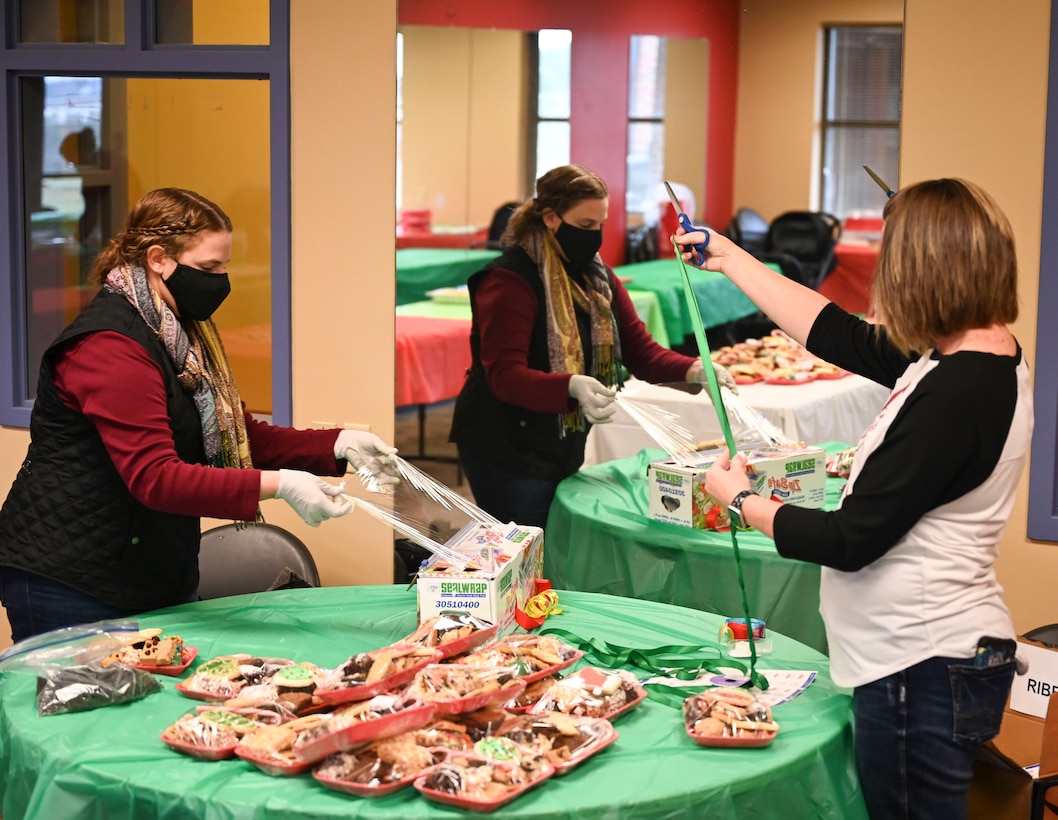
758 211 842 290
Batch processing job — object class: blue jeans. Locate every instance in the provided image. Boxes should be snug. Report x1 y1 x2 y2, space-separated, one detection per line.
0 566 183 644
458 450 560 529
853 653 1015 819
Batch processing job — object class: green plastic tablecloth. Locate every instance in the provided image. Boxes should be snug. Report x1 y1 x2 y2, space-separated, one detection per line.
395 248 501 306
545 443 852 655
615 258 769 344
396 289 670 349
0 586 866 819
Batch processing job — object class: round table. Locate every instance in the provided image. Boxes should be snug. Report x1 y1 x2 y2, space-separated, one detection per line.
0 586 866 819
546 445 852 654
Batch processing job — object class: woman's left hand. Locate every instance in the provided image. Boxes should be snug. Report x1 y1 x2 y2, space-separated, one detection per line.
703 449 752 507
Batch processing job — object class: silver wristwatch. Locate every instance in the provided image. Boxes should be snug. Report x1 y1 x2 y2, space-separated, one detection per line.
728 490 754 530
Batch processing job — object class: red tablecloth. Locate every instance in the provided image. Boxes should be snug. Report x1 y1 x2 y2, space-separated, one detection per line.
819 243 879 315
395 227 488 249
394 314 471 406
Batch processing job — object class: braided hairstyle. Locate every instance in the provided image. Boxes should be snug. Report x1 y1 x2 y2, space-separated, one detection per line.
502 164 608 247
89 188 233 284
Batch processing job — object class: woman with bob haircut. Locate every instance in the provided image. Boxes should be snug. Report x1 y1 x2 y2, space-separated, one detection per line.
676 177 1032 819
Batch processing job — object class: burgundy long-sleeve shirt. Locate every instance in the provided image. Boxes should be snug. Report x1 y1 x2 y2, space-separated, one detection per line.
52 331 342 522
473 269 695 411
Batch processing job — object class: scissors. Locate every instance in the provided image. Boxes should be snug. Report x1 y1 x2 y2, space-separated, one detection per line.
664 180 709 265
863 165 895 199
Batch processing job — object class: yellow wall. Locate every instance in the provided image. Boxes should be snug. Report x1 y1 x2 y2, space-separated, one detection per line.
899 0 1053 632
400 25 525 228
664 38 710 221
280 2 399 588
735 0 904 221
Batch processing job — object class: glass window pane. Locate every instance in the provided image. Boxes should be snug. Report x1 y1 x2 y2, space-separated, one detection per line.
626 121 665 220
18 0 123 44
822 127 899 217
155 0 270 46
825 27 902 123
537 29 571 119
629 36 666 119
535 122 569 182
821 25 902 219
21 76 273 414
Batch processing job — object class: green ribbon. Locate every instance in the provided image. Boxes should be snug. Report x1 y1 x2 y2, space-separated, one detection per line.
539 627 769 701
672 238 762 688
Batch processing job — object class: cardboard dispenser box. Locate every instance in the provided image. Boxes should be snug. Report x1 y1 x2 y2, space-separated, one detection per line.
647 445 826 530
416 521 544 633
969 638 1058 820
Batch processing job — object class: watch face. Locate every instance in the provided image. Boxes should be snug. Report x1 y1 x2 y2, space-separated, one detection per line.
728 491 752 530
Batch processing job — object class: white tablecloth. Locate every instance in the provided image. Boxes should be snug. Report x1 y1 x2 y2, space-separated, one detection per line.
583 375 891 466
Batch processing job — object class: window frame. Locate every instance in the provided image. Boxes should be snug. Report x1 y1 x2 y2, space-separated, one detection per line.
0 0 293 427
1027 2 1058 541
527 29 571 191
819 24 902 218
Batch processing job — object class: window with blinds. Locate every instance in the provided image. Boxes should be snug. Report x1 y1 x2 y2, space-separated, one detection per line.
821 26 903 218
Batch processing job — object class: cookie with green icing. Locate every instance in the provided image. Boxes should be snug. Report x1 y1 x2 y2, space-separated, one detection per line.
196 656 242 680
199 710 258 733
273 663 317 691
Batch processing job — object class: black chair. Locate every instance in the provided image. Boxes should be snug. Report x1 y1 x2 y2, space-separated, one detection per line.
762 211 842 290
724 207 769 255
198 523 321 599
472 201 519 250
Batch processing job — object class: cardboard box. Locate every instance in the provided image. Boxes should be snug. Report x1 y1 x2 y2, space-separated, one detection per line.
416 521 543 633
969 639 1058 820
646 445 826 530
1012 638 1058 719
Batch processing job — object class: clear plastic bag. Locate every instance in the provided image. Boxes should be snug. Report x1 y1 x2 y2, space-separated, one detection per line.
0 619 141 670
35 659 162 716
0 619 164 716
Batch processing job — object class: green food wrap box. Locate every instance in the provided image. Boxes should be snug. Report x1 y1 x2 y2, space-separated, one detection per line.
647 445 827 530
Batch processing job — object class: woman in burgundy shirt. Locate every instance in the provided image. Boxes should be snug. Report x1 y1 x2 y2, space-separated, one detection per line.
450 165 731 528
0 188 397 641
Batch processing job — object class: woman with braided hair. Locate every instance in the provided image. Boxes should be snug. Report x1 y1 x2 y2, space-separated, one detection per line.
449 165 733 528
0 188 398 642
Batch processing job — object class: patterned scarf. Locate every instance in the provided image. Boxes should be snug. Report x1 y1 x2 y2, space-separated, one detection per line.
521 232 624 436
104 266 253 471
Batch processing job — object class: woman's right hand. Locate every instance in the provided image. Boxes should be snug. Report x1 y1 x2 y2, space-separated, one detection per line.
674 226 740 273
274 469 353 526
568 375 616 424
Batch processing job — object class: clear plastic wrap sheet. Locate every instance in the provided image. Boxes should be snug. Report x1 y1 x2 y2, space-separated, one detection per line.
345 456 505 571
616 383 792 467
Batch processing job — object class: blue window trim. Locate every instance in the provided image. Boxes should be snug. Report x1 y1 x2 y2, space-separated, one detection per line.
1028 3 1058 541
0 0 292 427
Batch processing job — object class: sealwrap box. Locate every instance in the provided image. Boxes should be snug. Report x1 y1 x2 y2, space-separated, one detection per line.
646 445 827 530
968 639 1058 820
416 521 544 633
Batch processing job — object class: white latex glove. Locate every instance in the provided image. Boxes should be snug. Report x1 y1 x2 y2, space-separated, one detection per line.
275 469 354 527
687 358 739 395
334 429 400 487
568 374 617 424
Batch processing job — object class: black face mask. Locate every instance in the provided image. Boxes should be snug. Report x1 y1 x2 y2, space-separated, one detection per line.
555 220 603 267
165 263 231 321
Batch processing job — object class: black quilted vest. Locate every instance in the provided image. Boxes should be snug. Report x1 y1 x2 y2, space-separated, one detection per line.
449 247 602 481
0 290 207 610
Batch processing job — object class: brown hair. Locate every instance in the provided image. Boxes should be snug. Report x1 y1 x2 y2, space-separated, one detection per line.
502 164 608 246
89 188 233 284
872 178 1018 356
